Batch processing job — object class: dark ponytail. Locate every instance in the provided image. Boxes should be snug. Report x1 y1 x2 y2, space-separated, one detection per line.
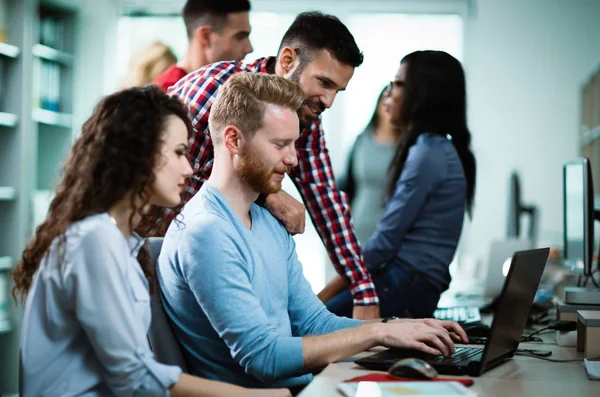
449 129 476 217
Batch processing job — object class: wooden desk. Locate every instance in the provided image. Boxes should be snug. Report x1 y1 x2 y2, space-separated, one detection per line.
299 342 600 396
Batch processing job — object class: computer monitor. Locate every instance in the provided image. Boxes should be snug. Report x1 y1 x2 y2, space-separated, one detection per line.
506 171 538 246
562 158 594 277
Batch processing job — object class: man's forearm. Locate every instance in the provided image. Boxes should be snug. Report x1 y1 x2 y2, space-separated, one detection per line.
171 374 250 397
317 274 349 302
289 143 379 305
301 323 381 369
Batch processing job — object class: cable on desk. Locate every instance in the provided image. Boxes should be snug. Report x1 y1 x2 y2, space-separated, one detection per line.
520 320 577 343
515 354 600 362
526 304 556 327
520 327 550 343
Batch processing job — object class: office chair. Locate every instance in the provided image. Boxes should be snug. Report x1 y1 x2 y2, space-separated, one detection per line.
146 237 189 372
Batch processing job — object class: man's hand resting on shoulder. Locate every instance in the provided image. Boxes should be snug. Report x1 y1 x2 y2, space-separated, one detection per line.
264 190 306 235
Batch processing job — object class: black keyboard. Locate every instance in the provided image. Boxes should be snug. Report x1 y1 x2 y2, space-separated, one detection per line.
434 306 481 324
355 346 485 375
430 347 482 365
372 346 483 366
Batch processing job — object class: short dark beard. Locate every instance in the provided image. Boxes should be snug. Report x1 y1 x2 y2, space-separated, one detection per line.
288 61 304 85
288 63 316 129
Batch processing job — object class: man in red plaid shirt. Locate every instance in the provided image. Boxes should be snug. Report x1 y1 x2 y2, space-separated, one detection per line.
169 11 380 319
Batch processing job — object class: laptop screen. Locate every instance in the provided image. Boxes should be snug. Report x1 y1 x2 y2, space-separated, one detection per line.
484 239 532 297
480 248 549 373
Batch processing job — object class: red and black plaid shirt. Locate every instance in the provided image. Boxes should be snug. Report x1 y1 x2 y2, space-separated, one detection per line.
168 57 378 306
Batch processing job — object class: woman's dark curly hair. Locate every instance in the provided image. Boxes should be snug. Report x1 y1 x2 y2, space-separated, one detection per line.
12 85 193 300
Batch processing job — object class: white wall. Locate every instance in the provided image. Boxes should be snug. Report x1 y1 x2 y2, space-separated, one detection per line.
72 0 121 133
461 0 600 272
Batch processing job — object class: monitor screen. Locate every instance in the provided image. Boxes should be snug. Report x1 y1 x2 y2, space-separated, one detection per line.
563 159 590 274
506 171 539 245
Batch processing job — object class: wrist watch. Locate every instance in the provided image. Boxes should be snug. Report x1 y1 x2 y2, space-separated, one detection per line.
381 316 400 323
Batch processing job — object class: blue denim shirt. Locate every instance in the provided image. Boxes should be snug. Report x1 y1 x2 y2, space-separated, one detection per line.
21 213 181 397
363 133 467 292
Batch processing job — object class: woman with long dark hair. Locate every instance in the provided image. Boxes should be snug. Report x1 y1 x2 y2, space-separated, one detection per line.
326 50 476 318
13 86 290 397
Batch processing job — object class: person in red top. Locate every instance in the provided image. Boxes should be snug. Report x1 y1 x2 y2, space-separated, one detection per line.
169 11 381 319
153 0 253 92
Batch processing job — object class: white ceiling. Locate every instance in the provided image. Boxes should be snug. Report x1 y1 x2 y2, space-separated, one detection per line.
117 0 471 16
119 0 186 15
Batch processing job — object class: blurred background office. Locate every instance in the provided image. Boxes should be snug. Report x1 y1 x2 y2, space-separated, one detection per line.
119 40 177 88
2 0 600 394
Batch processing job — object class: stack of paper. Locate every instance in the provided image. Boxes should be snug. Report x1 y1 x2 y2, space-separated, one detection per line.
338 381 477 397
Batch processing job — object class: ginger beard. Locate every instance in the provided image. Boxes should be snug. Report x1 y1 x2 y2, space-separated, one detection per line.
238 145 291 195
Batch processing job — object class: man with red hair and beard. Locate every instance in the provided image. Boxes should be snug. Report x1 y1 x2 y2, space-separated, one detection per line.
168 11 381 320
157 72 466 392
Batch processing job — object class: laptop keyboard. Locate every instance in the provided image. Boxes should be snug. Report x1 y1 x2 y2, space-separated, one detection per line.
370 346 483 366
434 306 481 324
432 347 482 365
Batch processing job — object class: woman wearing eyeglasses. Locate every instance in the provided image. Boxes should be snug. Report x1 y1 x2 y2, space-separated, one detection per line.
325 50 477 319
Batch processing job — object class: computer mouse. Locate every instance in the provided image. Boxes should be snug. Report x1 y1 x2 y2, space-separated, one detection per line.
388 358 439 380
462 322 490 338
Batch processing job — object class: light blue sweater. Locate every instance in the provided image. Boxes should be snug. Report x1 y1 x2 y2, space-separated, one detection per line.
157 183 361 388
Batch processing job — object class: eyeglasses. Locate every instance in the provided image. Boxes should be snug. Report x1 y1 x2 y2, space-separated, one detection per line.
388 80 404 91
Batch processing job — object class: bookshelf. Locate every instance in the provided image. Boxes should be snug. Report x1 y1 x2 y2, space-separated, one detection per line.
0 256 14 271
0 0 24 345
0 0 79 394
34 3 75 199
32 43 73 64
0 42 19 58
0 186 16 200
0 0 120 392
0 111 17 126
0 1 25 394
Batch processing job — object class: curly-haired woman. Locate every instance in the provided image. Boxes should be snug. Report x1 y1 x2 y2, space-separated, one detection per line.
13 85 290 397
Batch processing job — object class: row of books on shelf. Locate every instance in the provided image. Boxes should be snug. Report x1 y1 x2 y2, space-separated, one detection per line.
0 272 10 333
0 0 7 43
0 57 5 98
40 15 67 52
33 58 62 112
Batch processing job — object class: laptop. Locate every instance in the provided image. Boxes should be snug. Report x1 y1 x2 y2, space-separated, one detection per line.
483 239 532 297
355 247 550 377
